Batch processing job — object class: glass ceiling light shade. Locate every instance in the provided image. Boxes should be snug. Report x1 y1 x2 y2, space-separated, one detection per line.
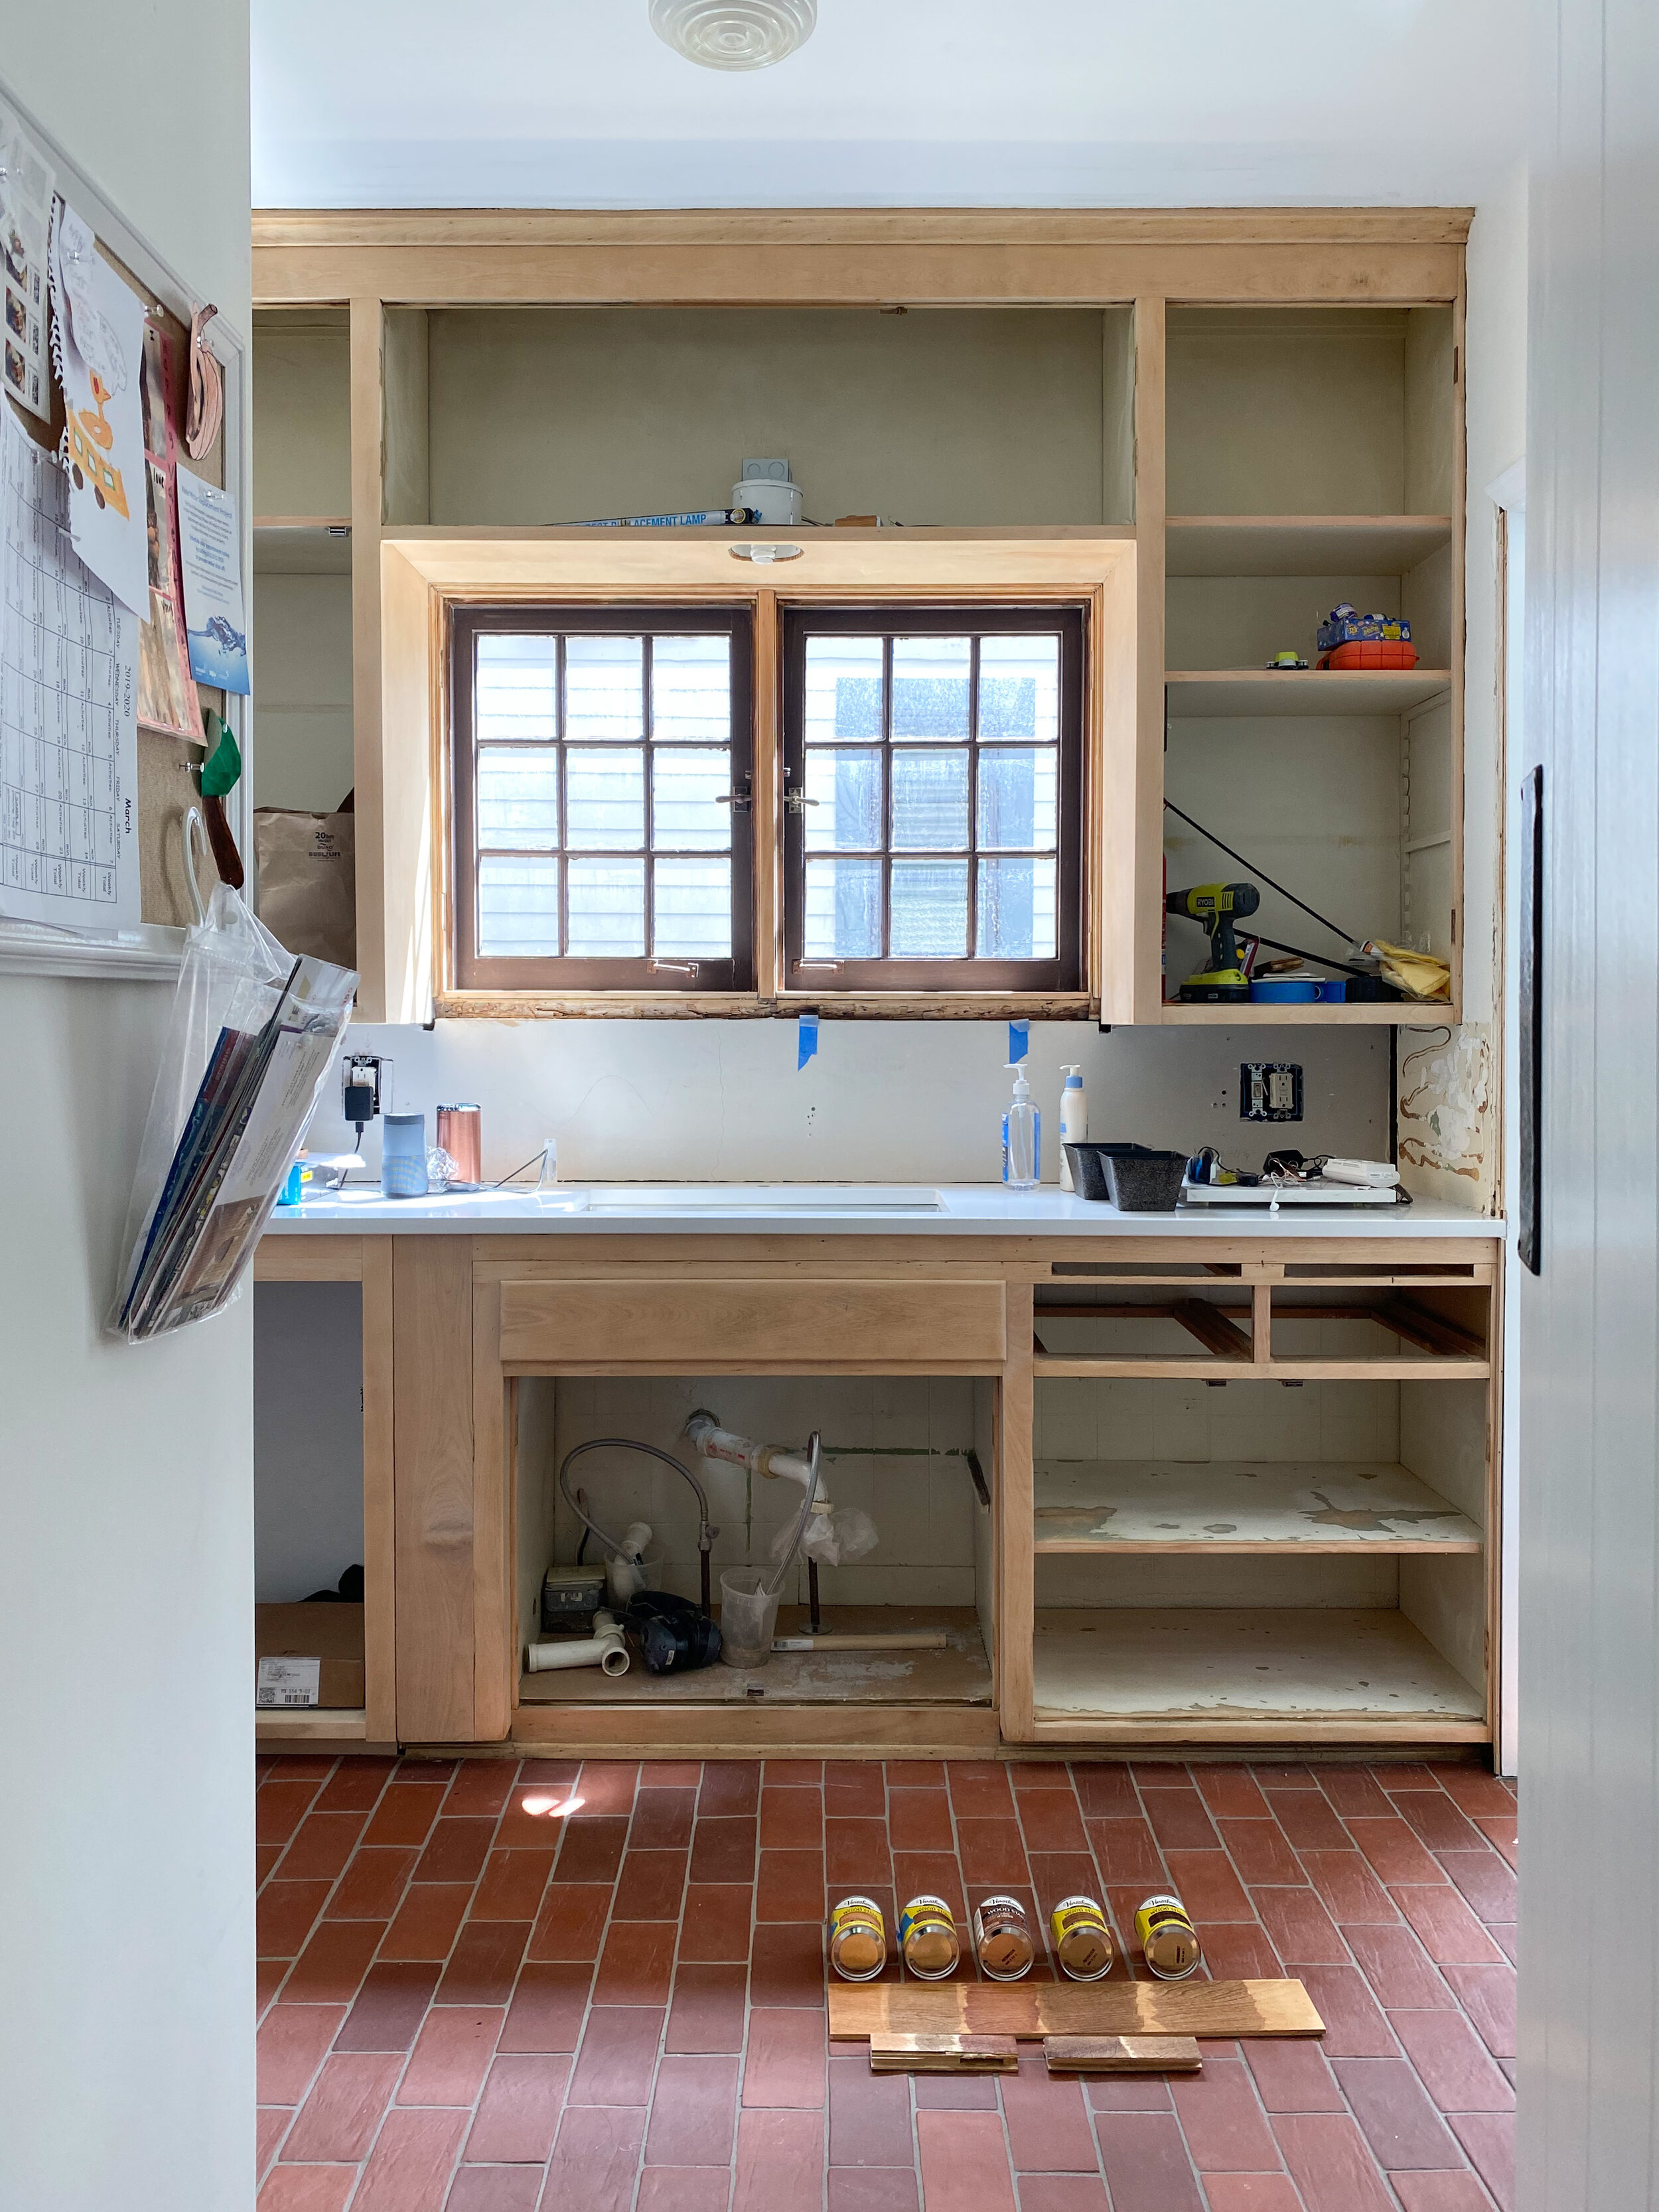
649 0 817 70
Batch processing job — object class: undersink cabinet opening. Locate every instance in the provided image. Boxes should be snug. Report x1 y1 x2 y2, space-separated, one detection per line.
510 1372 1001 1751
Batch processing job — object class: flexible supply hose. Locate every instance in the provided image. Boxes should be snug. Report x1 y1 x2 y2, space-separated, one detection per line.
525 1609 630 1677
558 1438 717 1614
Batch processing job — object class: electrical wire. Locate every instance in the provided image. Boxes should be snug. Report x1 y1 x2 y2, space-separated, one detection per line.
1164 799 1358 947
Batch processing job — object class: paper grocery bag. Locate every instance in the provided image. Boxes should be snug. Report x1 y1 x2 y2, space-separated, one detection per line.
253 807 356 972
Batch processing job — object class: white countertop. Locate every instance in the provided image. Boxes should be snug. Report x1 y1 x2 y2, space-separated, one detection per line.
263 1182 1497 1239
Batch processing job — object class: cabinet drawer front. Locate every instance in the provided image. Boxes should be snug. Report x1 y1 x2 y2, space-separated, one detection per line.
499 1278 1008 1367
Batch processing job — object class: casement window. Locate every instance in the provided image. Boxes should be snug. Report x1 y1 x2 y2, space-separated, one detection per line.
451 605 754 991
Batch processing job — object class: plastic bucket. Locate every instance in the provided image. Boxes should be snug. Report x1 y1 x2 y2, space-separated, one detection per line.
719 1568 780 1667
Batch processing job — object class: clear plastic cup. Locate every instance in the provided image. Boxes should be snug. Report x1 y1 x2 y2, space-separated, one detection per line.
719 1568 779 1667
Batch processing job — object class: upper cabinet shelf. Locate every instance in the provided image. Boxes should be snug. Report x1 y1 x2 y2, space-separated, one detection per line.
1165 516 1453 578
1165 669 1453 718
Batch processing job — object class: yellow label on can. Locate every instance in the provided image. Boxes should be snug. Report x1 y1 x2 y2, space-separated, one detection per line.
1050 1895 1114 1980
899 1894 960 1979
829 1894 886 1981
1135 1892 1202 1980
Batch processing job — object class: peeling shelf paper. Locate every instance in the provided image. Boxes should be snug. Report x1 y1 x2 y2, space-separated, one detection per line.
175 464 249 695
0 98 55 423
49 200 147 616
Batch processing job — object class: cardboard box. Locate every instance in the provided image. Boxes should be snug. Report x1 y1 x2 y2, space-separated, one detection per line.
255 1602 366 1709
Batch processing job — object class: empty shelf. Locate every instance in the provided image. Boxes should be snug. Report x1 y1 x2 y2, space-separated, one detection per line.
1165 516 1453 577
1033 1460 1481 1553
1165 669 1453 717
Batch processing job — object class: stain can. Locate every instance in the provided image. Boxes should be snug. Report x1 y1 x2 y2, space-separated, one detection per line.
1050 1895 1115 1981
828 1896 887 1982
899 1894 961 1980
972 1894 1036 1980
1135 1892 1202 1980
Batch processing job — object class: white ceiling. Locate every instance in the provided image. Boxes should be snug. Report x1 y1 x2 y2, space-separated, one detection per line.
252 0 1526 211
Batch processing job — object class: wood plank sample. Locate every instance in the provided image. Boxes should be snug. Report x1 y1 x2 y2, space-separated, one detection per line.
828 1978 1324 2042
1045 2036 1202 2075
870 2034 1019 2074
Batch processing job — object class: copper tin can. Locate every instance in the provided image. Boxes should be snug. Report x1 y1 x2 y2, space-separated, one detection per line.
436 1103 482 1188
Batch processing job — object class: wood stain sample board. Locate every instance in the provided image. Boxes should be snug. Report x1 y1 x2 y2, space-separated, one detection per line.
828 1978 1325 2042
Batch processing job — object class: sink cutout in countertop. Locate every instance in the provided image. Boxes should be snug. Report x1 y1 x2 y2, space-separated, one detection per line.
581 1184 946 1215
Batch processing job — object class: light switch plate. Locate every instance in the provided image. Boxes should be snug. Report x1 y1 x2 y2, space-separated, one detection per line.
1241 1062 1303 1121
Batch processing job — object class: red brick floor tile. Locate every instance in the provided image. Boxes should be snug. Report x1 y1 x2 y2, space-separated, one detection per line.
568 2006 666 2105
636 2172 731 2212
527 1883 611 1964
1292 1965 1398 2058
825 1762 887 1817
437 1921 533 2006
958 1819 1030 1886
1369 1765 1438 1790
1017 2181 1110 2212
258 2004 346 2105
1190 1769 1271 1819
442 1762 518 1819
630 1789 697 1850
1431 1768 1516 1819
735 2107 826 2212
1202 1925 1287 1981
1344 1924 1453 2010
828 2053 913 2164
257 2106 290 2174
382 1885 472 1963
750 1922 825 2007
1389 2177 1500 2212
363 1784 449 1849
1017 1793 1090 1853
611 1848 687 1922
1475 1817 1518 1869
259 1882 332 1959
1140 1788 1220 1851
328 1846 419 1921
1270 2112 1397 2211
597 1918 678 2004
643 2051 740 2165
1003 2057 1100 2173
1198 2179 1304 2212
828 2170 920 2212
1441 1852 1518 1924
399 2006 504 2105
1344 1819 1446 1887
766 1761 826 1787
917 2108 1017 2212
499 1963 591 2054
1086 1817 1165 1885
417 1819 496 1887
1489 1923 1518 1965
258 1845 283 1886
543 2105 646 2212
446 2170 544 2212
949 1763 1017 1819
888 1790 954 1852
258 1779 323 1848
257 2168 357 2212
891 1851 968 1920
914 2071 1001 2108
464 2053 569 2163
1262 1791 1350 1851
514 1758 581 1789
1240 2036 1346 2114
745 2008 828 2108
1333 2057 1463 2169
642 1761 702 1787
285 1919 386 2004
1449 2114 1514 2212
1392 1886 1506 1965
759 1847 827 1923
575 1761 640 1817
1393 1793 1486 1852
699 1763 760 1815
497 1795 583 1852
884 1760 946 1787
827 1817 894 1890
336 1961 444 2054
690 1815 759 1885
350 2105 469 2212
1168 2059 1281 2172
1389 2010 1514 2111
668 1961 751 2049
471 1850 555 1922
1216 1819 1304 1888
258 1960 288 2014
1072 1765 1139 1817
1161 1849 1255 1923
1248 1765 1315 1789
1299 1850 1399 1926
279 1813 372 1883
1095 2111 1206 2212
678 1884 754 1962
1250 1888 1347 1965
1027 1852 1106 1920
763 1787 827 1847
555 1816 629 1886
283 2051 403 2162
1317 1769 1394 1820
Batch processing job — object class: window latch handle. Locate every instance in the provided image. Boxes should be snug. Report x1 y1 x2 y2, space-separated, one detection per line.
784 784 819 814
794 959 843 973
648 959 700 978
715 774 753 814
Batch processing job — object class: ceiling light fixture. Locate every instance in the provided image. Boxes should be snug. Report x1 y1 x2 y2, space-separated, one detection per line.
649 0 817 71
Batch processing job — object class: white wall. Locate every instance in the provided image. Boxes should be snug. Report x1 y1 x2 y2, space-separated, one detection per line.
0 14 253 2212
1520 1 1659 2204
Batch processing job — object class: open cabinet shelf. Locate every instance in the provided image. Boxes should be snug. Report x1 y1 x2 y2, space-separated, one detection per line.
1165 669 1453 717
1033 1458 1482 1553
1165 515 1454 576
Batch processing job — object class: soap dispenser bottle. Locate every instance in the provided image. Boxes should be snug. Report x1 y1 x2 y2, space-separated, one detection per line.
1002 1064 1040 1190
1058 1064 1086 1191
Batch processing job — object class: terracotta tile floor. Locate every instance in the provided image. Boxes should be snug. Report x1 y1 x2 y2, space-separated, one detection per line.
255 1755 1518 2211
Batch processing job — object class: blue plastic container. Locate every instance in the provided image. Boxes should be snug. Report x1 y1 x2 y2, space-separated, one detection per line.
1249 976 1320 1004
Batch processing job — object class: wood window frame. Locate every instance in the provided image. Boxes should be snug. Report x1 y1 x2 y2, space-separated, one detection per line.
450 602 756 995
780 602 1087 997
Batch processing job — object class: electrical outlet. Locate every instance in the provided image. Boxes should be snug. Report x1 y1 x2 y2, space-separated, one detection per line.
1240 1062 1303 1122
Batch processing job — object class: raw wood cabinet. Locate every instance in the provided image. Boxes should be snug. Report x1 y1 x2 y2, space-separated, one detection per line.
253 1229 1503 1764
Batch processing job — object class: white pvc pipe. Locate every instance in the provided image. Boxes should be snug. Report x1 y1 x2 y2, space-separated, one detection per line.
687 1415 821 1494
525 1610 630 1677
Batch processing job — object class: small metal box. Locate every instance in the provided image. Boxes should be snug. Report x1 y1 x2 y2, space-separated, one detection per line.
541 1565 608 1634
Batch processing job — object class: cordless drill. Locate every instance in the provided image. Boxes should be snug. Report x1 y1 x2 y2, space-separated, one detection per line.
1165 881 1260 1002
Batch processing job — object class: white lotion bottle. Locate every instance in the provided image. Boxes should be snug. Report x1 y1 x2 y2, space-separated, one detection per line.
1058 1064 1086 1190
1002 1064 1040 1190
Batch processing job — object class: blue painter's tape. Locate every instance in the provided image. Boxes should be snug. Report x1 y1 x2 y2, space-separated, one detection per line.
798 1011 819 1070
1008 1019 1030 1064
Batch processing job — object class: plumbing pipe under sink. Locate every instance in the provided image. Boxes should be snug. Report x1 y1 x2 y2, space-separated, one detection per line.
524 1608 630 1677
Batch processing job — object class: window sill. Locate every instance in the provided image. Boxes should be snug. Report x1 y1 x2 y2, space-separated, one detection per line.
433 989 1100 1021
